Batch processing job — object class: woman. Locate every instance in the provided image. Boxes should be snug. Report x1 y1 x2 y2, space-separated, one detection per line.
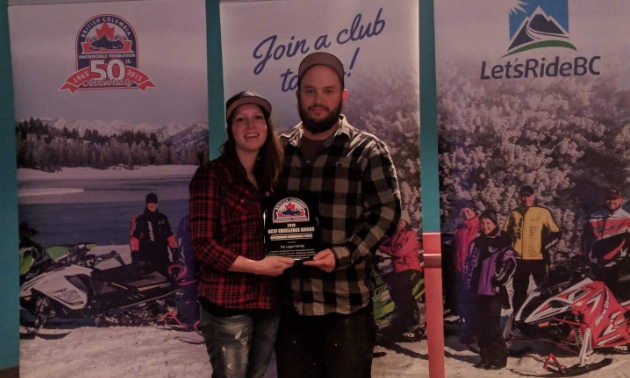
190 91 294 378
454 201 480 277
464 210 516 370
451 201 480 342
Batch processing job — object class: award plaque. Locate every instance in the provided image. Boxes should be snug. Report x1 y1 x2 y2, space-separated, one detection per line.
263 195 319 260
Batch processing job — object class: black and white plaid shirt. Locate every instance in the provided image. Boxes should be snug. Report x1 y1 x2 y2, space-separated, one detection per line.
277 115 401 315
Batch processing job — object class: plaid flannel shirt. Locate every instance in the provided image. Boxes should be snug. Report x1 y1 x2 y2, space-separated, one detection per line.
190 155 276 310
277 115 401 315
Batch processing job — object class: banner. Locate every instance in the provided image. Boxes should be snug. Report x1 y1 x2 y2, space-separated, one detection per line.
221 0 424 375
436 0 630 375
10 1 210 377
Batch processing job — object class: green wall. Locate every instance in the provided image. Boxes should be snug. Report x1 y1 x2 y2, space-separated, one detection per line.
0 0 20 371
206 0 225 159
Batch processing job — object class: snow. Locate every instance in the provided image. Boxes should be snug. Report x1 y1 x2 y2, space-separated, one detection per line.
18 188 85 197
20 327 630 378
19 247 630 377
18 165 199 182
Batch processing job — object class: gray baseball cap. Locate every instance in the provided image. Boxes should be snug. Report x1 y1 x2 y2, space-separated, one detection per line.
298 52 345 85
225 91 272 121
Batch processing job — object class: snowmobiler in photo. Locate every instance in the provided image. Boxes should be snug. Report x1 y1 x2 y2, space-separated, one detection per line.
511 255 630 375
373 243 426 343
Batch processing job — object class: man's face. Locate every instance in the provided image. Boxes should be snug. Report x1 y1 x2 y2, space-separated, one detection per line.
147 203 158 212
480 218 497 236
605 196 622 212
297 65 347 134
520 194 535 207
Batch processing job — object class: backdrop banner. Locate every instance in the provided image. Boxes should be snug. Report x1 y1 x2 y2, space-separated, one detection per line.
436 0 630 376
220 0 424 375
10 0 211 377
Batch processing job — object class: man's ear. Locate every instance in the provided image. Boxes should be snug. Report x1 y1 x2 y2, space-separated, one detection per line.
342 88 349 104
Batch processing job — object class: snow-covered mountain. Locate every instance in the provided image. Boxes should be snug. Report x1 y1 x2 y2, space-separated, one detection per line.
508 6 569 51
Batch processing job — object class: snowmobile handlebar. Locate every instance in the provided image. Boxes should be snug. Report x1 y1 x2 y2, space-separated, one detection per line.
168 264 188 283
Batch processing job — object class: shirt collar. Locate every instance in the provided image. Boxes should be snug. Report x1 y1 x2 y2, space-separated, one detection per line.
285 114 351 148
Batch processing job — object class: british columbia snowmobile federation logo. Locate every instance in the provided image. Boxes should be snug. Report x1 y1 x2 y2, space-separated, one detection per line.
504 0 576 58
60 15 156 93
273 198 310 223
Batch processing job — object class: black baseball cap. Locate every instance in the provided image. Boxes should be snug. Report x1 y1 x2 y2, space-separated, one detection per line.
519 185 535 196
298 52 345 85
146 193 158 204
225 91 272 121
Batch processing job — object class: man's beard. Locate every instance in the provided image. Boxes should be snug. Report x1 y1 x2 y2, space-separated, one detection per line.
298 97 342 135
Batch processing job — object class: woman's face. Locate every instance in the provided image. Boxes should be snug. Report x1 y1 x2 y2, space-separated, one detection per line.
231 104 268 154
480 218 497 236
459 207 476 221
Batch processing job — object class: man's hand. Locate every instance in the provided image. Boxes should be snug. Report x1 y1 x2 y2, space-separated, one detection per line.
303 249 336 273
255 256 295 277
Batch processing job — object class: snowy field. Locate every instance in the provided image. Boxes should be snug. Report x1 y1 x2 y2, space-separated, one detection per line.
19 246 630 377
20 327 630 378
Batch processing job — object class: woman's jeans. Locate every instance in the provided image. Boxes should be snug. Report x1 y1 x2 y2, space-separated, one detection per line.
199 305 281 378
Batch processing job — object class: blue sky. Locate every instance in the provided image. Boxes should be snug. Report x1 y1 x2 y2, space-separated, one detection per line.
509 0 570 38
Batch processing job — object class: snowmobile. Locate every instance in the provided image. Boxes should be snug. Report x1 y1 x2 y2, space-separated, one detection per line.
373 248 426 343
512 257 630 375
19 242 122 284
20 251 182 337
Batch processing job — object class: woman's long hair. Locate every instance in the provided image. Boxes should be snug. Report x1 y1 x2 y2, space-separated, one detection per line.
221 107 284 193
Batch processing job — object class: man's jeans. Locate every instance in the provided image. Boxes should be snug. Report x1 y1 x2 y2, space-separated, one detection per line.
199 305 281 378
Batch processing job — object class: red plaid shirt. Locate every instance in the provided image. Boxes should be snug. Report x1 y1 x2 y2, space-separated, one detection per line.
190 155 275 310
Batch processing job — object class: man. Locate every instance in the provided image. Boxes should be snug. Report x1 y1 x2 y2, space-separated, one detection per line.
581 189 630 269
130 192 178 277
275 52 401 378
502 185 561 316
377 211 423 341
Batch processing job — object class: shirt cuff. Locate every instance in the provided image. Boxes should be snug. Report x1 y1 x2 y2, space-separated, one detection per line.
214 249 239 273
331 245 351 270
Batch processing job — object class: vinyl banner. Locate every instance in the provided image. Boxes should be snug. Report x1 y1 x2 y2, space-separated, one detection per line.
221 0 424 375
10 0 210 377
436 0 630 376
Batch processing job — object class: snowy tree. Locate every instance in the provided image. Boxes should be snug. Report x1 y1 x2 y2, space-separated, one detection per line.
438 64 630 254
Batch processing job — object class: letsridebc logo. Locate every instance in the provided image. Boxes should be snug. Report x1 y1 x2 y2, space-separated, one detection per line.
480 0 600 80
505 0 575 58
60 15 156 93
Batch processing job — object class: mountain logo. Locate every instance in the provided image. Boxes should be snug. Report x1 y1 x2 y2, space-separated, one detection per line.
273 198 310 223
61 15 156 93
504 0 576 58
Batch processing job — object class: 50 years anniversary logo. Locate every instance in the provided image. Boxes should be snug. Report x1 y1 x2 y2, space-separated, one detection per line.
481 0 601 80
60 15 156 93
